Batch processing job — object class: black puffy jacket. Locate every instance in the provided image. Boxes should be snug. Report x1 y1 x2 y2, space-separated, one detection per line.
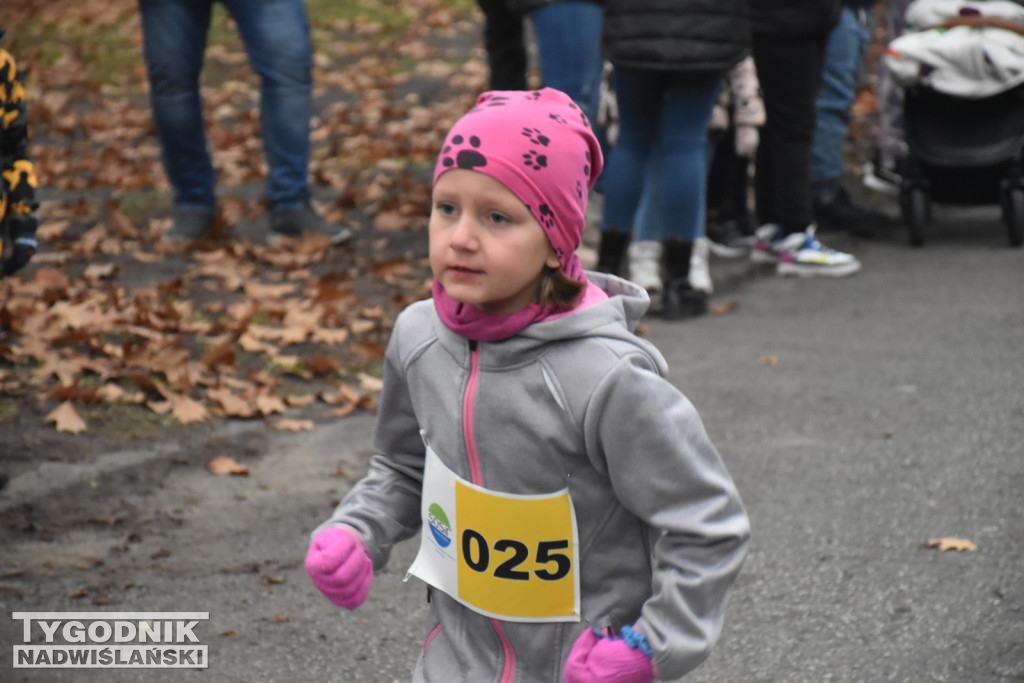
602 0 750 73
749 0 841 38
508 0 602 14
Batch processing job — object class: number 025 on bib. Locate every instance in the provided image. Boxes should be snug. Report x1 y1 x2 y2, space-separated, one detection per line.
406 447 581 622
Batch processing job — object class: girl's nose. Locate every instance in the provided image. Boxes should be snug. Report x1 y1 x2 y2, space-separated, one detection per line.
449 215 478 249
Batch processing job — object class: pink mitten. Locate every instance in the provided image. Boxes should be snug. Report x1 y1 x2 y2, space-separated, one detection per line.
305 526 373 610
563 626 655 683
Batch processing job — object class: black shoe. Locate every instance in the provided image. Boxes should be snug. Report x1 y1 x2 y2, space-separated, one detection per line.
813 187 892 238
706 220 755 258
662 280 709 321
595 228 631 275
661 237 708 321
166 207 217 242
269 200 354 245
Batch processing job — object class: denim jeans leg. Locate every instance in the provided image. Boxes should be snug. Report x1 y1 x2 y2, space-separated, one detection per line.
655 72 724 243
138 0 217 210
635 109 721 243
529 2 603 126
601 69 663 233
226 0 313 209
810 6 872 188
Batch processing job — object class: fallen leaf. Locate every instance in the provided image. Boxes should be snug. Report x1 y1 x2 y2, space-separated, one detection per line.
710 300 741 315
271 418 314 432
285 393 315 407
256 392 287 416
357 373 383 392
208 455 250 476
207 387 257 418
45 402 88 434
166 393 209 425
759 355 780 366
925 537 977 552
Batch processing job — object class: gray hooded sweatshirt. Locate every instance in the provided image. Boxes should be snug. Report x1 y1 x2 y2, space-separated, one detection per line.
314 272 750 682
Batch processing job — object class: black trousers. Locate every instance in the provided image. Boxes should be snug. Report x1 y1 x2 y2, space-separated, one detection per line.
751 32 829 234
707 129 754 233
477 0 528 91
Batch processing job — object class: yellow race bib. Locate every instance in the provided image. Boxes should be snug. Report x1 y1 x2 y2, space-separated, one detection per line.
406 446 580 622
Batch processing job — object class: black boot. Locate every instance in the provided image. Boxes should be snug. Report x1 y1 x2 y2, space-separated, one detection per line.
661 237 708 321
596 228 631 275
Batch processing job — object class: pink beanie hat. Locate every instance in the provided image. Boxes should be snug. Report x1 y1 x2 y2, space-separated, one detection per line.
433 88 604 281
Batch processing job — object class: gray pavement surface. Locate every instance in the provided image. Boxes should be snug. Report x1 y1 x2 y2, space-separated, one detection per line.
2 203 1023 682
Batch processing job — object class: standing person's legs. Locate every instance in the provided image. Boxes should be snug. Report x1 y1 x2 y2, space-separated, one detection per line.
752 32 827 235
529 2 603 126
658 72 724 244
752 31 861 277
477 0 528 90
873 0 913 185
596 68 662 274
138 0 217 211
657 71 723 318
601 69 663 232
810 5 872 194
226 0 313 209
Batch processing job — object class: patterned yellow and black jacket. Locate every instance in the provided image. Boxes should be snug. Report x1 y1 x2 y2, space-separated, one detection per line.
0 27 39 275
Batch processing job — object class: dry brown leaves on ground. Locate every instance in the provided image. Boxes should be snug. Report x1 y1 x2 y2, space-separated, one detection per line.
1 0 488 433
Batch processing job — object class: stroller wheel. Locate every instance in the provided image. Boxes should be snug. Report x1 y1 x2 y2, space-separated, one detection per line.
1004 187 1024 248
901 188 929 247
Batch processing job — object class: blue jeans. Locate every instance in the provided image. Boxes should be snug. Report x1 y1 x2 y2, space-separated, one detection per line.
810 5 873 189
138 0 313 211
602 69 722 243
530 3 604 136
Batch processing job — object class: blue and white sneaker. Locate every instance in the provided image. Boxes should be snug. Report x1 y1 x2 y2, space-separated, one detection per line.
751 224 861 277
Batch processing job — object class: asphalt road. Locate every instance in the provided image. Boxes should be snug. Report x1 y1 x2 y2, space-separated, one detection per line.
2 202 1023 682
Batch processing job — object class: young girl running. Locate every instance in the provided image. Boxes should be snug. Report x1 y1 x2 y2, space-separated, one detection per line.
305 88 750 683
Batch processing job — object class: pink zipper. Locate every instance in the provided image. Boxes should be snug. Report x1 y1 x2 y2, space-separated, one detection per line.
462 342 483 484
462 342 515 683
423 623 441 652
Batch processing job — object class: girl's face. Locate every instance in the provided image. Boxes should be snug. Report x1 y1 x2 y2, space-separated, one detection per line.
430 169 560 315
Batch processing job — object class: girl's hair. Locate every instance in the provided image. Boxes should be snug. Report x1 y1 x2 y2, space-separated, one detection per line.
539 266 585 308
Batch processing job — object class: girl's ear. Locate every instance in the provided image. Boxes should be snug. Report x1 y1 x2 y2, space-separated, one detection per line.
545 249 561 270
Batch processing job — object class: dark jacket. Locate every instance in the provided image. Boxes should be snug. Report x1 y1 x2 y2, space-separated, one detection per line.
508 0 602 14
749 0 841 38
602 0 751 73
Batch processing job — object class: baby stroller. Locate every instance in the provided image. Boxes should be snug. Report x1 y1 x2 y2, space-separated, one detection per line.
898 83 1024 247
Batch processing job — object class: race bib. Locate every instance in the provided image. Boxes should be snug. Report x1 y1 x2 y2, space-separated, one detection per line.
405 446 580 622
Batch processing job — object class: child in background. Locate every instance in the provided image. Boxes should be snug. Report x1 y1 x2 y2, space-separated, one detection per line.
704 56 765 259
304 88 749 682
0 24 39 278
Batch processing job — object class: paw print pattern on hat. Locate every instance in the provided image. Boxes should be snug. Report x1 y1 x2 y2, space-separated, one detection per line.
523 149 548 170
440 135 487 171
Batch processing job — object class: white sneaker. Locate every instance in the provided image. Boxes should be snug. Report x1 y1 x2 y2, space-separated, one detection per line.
750 224 783 264
627 240 662 293
689 237 713 294
754 225 861 277
861 161 900 196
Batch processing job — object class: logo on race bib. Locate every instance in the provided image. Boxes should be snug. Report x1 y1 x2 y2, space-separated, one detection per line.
427 503 452 548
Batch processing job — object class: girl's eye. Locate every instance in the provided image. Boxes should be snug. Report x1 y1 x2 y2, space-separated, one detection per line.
488 212 510 225
436 202 457 216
